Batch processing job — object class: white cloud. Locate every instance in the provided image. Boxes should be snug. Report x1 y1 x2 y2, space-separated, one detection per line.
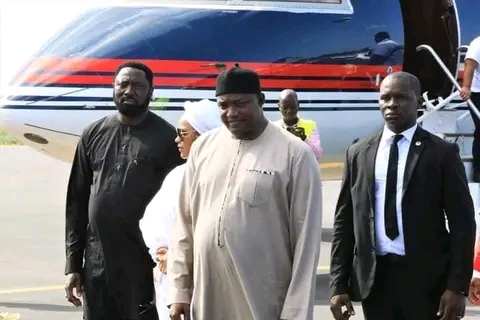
0 3 103 88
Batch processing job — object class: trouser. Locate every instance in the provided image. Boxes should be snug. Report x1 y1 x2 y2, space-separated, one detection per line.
83 295 159 320
469 92 480 173
361 254 446 320
82 271 158 320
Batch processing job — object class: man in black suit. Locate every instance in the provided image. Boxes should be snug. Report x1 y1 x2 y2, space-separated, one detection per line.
329 71 477 320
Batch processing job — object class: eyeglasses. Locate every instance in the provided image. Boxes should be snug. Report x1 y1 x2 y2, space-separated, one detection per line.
176 128 197 140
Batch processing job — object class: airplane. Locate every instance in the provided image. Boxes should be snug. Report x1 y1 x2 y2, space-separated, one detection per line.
0 0 478 180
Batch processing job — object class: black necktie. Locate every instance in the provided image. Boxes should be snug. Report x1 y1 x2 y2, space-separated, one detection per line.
385 134 403 240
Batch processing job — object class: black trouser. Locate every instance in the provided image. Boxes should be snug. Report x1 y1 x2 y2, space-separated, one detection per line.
469 92 480 173
362 254 446 320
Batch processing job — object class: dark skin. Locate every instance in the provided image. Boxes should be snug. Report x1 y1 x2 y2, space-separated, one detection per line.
113 67 153 125
379 71 420 134
168 92 268 320
64 66 154 307
278 89 307 140
329 72 466 320
216 92 269 140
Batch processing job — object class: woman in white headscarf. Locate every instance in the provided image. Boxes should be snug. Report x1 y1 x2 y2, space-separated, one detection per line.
140 99 222 319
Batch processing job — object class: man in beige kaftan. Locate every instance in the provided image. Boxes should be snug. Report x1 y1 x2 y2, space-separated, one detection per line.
167 66 323 320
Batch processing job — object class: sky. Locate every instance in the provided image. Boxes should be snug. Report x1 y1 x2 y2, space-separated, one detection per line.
0 2 118 88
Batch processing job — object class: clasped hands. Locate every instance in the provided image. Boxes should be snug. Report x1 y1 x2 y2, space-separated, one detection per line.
286 126 306 141
156 247 168 274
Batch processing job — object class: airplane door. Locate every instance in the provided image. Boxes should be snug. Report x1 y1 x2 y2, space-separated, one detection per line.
400 0 460 98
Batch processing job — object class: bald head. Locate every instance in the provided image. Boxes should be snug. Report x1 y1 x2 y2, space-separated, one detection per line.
381 71 421 99
379 71 421 133
280 89 298 102
278 89 299 123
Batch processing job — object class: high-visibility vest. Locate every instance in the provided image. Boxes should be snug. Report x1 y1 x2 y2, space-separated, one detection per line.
274 118 317 139
475 235 480 272
297 118 316 138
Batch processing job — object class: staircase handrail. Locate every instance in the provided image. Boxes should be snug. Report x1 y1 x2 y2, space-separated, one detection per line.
416 44 480 120
417 90 460 123
451 45 470 94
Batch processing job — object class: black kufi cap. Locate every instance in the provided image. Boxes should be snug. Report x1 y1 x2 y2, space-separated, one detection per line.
215 65 261 97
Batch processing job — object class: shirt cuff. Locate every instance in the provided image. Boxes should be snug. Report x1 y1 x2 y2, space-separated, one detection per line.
65 256 83 275
167 288 192 306
473 270 480 279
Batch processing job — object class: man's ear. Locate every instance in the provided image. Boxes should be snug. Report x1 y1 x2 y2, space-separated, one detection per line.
149 87 154 101
259 92 266 106
417 98 423 108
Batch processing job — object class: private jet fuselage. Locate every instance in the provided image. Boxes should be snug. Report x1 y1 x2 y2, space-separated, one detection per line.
0 0 477 179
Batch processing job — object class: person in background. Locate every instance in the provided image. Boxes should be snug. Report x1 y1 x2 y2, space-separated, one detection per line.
64 61 184 320
460 35 480 182
330 71 475 320
139 99 223 319
167 66 323 320
368 31 403 66
273 89 323 161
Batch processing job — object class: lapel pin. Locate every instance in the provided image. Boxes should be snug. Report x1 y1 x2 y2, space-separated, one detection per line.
415 141 421 146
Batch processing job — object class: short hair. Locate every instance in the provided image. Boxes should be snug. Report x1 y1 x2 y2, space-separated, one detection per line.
115 61 153 87
383 71 421 98
374 31 390 42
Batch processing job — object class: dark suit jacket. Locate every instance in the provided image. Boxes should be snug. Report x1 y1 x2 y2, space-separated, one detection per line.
329 126 476 301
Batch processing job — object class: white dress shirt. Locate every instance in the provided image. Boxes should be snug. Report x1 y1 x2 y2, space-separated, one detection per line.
374 124 418 256
465 36 480 93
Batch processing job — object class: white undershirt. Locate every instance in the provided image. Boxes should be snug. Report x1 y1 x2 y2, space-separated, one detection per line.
374 124 417 256
465 36 480 93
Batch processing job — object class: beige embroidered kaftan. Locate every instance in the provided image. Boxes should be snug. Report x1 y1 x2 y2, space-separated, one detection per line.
167 122 323 320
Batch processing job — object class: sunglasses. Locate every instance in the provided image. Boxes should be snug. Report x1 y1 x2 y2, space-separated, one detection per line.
176 128 197 140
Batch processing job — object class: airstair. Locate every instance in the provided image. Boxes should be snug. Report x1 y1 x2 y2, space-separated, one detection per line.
415 44 480 219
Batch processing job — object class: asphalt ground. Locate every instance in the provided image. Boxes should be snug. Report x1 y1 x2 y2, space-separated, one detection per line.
0 146 479 319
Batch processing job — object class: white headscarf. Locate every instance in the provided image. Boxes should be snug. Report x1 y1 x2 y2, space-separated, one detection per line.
182 99 223 134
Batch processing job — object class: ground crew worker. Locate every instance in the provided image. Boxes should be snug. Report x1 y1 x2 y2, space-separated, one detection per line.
274 89 323 161
460 35 480 181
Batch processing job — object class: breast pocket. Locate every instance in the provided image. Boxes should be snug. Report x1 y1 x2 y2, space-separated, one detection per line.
124 157 155 187
237 170 275 207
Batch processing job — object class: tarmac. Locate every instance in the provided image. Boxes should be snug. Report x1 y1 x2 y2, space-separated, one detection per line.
0 146 479 319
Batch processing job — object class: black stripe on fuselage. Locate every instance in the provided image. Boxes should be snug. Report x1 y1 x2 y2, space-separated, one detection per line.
1 104 470 112
5 95 379 104
1 104 383 111
24 123 81 137
9 83 379 92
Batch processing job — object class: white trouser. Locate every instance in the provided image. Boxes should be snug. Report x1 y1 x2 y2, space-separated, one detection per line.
154 267 170 320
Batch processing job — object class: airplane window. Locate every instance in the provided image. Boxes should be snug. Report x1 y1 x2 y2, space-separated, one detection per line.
34 4 400 64
27 0 403 92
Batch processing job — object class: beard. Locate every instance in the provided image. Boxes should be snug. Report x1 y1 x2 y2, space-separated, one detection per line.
114 93 150 118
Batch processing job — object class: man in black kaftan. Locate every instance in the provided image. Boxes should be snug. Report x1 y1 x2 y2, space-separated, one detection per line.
64 61 184 320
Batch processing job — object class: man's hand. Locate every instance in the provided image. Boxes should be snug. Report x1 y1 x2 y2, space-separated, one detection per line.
169 303 190 320
287 126 306 140
460 86 471 101
64 272 83 307
469 278 480 305
330 294 355 320
156 247 168 274
437 289 465 320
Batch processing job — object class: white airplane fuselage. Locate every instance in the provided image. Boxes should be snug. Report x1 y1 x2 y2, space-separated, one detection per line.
0 0 477 179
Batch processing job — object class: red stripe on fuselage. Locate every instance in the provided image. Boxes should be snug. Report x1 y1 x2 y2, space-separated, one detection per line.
20 56 403 77
18 73 378 89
